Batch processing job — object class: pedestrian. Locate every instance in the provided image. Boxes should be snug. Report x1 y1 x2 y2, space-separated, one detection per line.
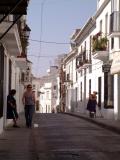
93 91 103 118
22 84 35 128
93 91 97 100
87 94 97 118
7 89 19 128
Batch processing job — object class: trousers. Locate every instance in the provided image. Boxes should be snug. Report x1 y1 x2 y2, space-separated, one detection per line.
24 105 35 127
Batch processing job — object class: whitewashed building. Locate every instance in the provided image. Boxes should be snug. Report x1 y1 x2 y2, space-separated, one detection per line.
40 82 52 113
39 66 59 113
0 1 30 133
63 0 120 119
32 77 41 112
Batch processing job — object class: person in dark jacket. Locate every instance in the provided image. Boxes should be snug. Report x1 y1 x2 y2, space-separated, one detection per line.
7 89 19 127
87 94 97 118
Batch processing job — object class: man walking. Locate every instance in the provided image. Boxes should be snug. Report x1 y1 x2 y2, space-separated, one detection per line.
22 84 35 128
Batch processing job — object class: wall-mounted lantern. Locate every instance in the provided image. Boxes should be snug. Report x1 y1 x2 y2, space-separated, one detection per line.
22 24 31 39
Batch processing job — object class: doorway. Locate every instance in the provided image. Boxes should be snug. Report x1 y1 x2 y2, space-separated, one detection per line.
98 77 102 108
0 45 4 118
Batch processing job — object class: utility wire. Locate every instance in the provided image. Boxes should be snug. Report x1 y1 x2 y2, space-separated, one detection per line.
36 0 47 76
28 55 57 57
29 38 70 45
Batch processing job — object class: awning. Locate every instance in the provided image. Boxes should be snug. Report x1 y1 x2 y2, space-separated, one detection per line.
111 52 120 74
0 0 29 15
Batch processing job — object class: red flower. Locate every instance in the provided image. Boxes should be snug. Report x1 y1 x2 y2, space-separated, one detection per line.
96 31 102 37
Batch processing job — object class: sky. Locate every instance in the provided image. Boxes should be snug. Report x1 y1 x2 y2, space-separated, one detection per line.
27 0 97 77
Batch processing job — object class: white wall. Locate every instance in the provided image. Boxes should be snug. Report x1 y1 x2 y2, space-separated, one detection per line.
39 83 52 113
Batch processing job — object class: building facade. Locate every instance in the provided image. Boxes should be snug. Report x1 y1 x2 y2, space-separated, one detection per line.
39 66 60 113
0 1 31 133
63 0 120 120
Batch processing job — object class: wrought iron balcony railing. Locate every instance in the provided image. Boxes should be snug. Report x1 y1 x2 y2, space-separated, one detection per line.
76 50 91 69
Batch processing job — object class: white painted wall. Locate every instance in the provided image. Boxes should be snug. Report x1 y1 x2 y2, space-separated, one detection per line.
97 0 107 10
39 83 52 113
64 0 120 119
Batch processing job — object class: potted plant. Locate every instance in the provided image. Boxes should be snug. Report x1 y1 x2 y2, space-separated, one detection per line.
92 32 108 53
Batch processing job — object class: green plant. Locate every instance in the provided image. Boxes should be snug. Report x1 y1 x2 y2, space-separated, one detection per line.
92 32 108 52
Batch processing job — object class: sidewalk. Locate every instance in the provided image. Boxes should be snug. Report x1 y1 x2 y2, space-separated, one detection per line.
65 112 120 134
0 113 35 160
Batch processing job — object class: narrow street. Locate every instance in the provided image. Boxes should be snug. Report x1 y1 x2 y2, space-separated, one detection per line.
1 1 120 159
32 113 120 159
0 113 119 160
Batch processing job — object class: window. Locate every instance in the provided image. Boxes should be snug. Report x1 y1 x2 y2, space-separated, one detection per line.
111 0 117 12
46 91 50 99
80 70 83 77
98 77 102 107
84 41 86 50
53 85 57 90
84 41 87 60
76 71 77 81
89 36 92 61
81 45 83 52
105 13 108 34
104 73 114 108
9 59 12 91
111 37 114 49
75 88 78 108
89 79 91 96
119 37 120 49
80 82 82 101
100 20 102 32
21 72 25 82
119 0 120 12
66 73 70 81
0 45 4 118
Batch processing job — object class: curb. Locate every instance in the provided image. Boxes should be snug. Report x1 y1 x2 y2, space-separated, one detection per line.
64 112 120 134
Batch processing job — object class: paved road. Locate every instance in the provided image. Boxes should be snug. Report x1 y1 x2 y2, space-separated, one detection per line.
32 113 120 160
0 113 120 160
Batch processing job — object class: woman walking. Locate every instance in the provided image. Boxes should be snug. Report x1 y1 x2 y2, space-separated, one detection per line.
87 94 97 118
22 84 35 128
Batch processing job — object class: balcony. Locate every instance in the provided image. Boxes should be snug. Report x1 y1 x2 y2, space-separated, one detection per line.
110 11 120 37
92 32 109 62
76 50 91 70
0 0 29 15
0 21 22 56
83 59 91 68
64 73 73 86
93 50 109 62
76 54 83 70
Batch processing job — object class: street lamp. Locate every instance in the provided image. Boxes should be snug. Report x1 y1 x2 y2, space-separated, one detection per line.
21 24 31 55
22 24 31 39
26 66 30 71
26 66 30 76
